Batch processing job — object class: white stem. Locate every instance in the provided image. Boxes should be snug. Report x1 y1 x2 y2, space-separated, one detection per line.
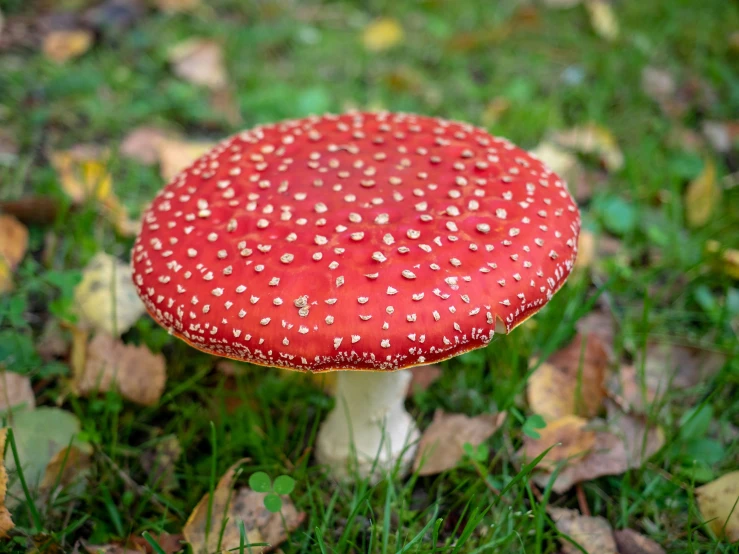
315 370 419 482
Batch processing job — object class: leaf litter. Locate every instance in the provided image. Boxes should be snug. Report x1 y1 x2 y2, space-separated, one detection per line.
696 470 739 542
0 371 34 412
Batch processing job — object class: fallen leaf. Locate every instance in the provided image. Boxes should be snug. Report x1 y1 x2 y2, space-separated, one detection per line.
549 507 618 554
0 214 28 293
640 66 691 118
585 0 619 41
685 159 720 228
120 126 172 165
210 87 243 126
613 528 666 554
183 459 305 553
607 365 658 414
52 146 113 204
525 408 663 493
75 332 166 406
362 18 403 52
126 533 183 554
413 410 506 476
552 124 624 172
84 544 142 554
42 29 93 63
702 120 739 153
640 342 725 395
521 415 596 472
573 229 595 273
527 333 609 420
74 252 146 336
39 445 91 500
0 371 34 412
169 39 227 90
157 137 216 182
5 407 89 507
153 0 200 12
406 364 442 397
532 141 582 182
0 196 60 225
696 471 739 542
141 435 181 491
705 240 739 280
0 429 13 538
575 307 615 358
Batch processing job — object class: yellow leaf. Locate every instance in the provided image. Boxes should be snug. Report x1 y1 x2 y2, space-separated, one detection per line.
552 123 624 172
52 147 113 204
42 29 93 63
0 429 13 538
585 0 619 42
362 18 404 52
696 471 739 542
74 252 146 336
685 159 719 228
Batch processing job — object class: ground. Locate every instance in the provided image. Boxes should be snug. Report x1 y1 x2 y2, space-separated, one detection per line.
0 0 738 552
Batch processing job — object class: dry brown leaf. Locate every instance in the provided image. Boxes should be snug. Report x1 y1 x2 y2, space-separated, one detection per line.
613 528 666 554
521 415 596 471
0 196 60 226
75 332 166 406
549 507 618 554
606 365 658 414
183 458 304 553
120 126 173 165
413 410 506 476
575 308 615 358
0 429 13 538
157 137 216 182
641 342 725 394
585 0 619 41
154 0 200 12
0 214 28 293
42 29 93 63
406 364 442 397
527 333 609 420
696 471 739 542
210 87 243 126
74 252 146 336
706 240 739 280
39 445 91 499
702 120 739 153
552 124 624 172
0 371 34 412
362 18 403 52
685 159 719 228
126 533 184 554
169 39 227 90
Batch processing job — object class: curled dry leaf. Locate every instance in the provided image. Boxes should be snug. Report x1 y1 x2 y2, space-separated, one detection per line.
158 137 217 182
585 0 619 42
74 252 146 336
685 159 719 228
521 415 596 472
527 333 609 420
525 409 664 493
0 214 28 294
696 471 739 542
551 123 624 172
0 429 13 538
0 371 34 412
362 18 404 52
42 29 93 63
76 332 166 406
413 410 506 476
168 38 227 90
613 528 666 554
183 458 305 554
549 507 618 554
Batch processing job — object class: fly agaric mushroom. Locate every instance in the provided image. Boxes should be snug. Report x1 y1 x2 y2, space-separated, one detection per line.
131 112 580 480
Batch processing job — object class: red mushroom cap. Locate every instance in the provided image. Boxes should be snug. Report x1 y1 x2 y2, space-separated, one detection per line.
132 112 580 371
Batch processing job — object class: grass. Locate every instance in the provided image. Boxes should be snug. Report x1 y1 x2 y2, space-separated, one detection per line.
1 0 738 552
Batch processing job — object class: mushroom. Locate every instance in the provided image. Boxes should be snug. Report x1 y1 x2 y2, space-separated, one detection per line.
131 112 580 481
